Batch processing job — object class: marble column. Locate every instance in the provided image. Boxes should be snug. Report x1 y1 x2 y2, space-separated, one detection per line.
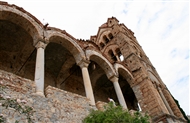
158 87 174 115
34 41 47 96
110 76 128 110
78 60 95 105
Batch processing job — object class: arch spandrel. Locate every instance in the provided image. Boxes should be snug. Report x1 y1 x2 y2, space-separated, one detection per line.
85 49 116 79
46 30 86 64
0 4 44 43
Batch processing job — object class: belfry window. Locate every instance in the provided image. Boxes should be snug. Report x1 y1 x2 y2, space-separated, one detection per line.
108 50 117 61
103 35 109 44
100 42 105 49
115 48 124 61
108 33 113 40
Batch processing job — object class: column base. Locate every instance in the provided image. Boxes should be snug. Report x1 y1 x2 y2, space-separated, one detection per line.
36 91 45 97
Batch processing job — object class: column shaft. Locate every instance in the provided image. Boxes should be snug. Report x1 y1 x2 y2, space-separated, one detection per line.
116 55 121 62
111 77 128 110
34 41 46 96
79 61 95 105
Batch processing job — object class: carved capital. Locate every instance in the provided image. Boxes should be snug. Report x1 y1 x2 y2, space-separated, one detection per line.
35 41 47 49
78 59 90 69
109 76 119 83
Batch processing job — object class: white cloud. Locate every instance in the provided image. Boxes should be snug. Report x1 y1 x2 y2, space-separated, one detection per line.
5 0 189 115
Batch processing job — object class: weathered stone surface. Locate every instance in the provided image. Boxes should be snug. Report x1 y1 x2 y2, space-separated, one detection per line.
0 2 187 123
0 70 95 123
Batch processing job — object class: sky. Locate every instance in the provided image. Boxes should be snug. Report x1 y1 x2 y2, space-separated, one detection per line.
4 0 189 115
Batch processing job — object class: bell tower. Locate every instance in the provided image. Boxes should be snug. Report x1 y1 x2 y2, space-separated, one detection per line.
91 17 186 122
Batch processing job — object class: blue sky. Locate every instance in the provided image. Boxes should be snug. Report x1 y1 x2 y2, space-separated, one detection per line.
5 0 189 115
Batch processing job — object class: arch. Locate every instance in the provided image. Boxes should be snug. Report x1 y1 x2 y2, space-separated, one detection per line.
103 35 109 44
115 48 123 60
100 42 105 49
108 33 114 40
114 63 134 82
85 50 116 79
108 50 117 61
46 30 86 64
114 63 140 110
97 29 111 44
115 48 121 55
0 4 44 43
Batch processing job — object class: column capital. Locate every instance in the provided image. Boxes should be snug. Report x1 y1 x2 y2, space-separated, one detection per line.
109 76 119 83
35 41 47 49
78 59 90 69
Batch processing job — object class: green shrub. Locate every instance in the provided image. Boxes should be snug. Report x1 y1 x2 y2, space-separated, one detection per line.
83 103 150 123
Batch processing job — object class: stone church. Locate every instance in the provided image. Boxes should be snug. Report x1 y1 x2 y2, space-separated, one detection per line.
0 1 187 122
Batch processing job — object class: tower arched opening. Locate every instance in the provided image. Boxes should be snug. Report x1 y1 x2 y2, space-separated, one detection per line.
103 35 109 44
108 33 114 40
100 42 105 49
108 50 117 62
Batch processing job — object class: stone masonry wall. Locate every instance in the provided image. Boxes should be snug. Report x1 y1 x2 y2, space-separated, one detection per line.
0 70 94 123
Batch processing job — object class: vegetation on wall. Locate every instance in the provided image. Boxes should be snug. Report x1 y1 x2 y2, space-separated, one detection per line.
0 83 35 123
83 102 150 123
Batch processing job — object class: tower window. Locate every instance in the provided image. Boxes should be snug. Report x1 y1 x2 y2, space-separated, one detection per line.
108 33 114 40
100 42 105 49
108 50 117 61
103 35 109 44
116 48 124 61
